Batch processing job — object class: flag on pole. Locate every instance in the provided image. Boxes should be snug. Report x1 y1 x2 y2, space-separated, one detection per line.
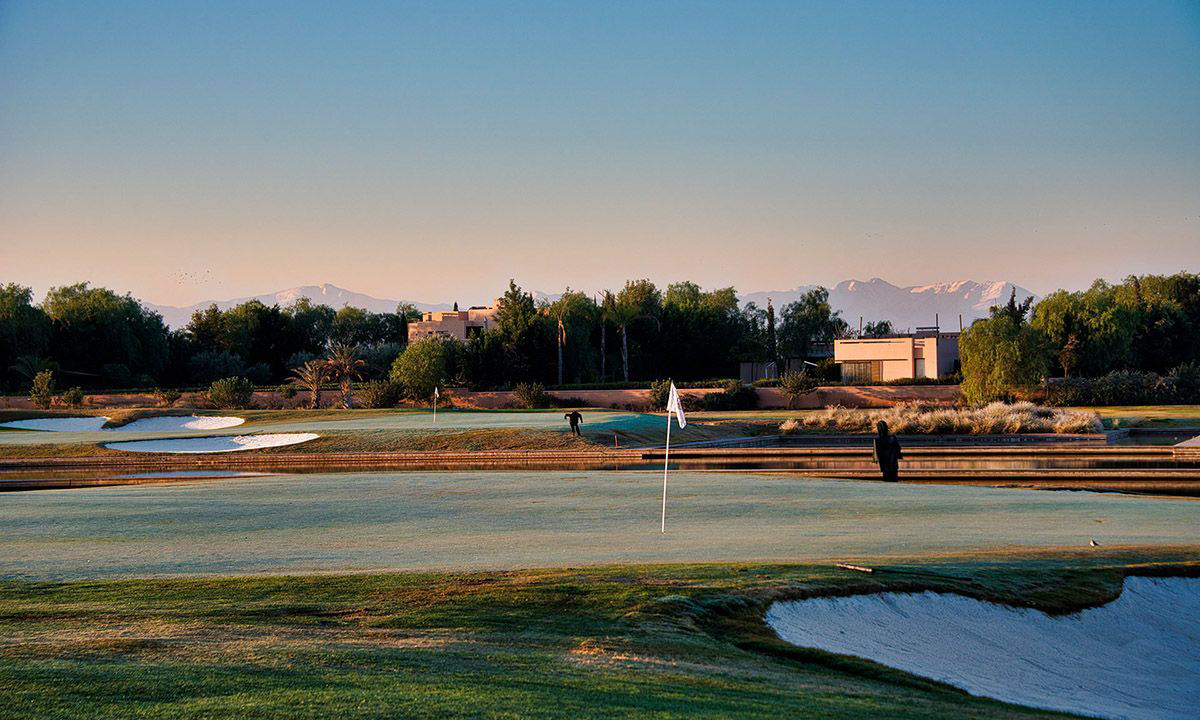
666 382 687 429
434 386 440 400
661 382 685 533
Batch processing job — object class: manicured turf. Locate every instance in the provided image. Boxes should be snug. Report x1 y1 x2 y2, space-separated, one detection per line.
5 471 1199 580
4 554 1195 719
1081 405 1200 428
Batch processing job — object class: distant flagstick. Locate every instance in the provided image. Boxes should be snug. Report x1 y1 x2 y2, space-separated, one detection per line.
661 382 687 533
433 386 439 423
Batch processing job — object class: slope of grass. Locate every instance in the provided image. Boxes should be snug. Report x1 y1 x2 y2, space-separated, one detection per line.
1 552 1195 719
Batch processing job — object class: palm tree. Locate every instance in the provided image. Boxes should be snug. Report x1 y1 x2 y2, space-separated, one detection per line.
289 359 329 409
608 300 640 383
325 343 366 409
547 289 586 386
9 355 58 384
599 291 616 382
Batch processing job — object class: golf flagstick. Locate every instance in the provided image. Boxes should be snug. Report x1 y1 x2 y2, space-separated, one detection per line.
661 382 686 533
433 386 439 423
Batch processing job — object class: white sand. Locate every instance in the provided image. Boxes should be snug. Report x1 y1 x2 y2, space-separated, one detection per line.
0 415 243 433
116 416 244 432
104 433 319 454
766 576 1200 720
0 417 110 432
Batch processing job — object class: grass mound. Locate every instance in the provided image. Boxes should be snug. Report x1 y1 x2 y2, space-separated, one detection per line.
783 402 1104 435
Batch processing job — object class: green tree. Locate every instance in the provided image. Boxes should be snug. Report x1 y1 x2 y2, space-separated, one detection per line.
612 279 661 382
42 283 169 385
391 337 449 401
861 320 894 338
778 287 848 360
324 343 366 408
29 369 55 409
959 314 1051 404
545 288 592 385
0 284 51 391
765 299 778 366
289 359 330 409
779 370 818 409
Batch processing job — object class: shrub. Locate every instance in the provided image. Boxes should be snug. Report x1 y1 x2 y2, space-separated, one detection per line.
1040 365 1200 406
512 382 551 409
782 401 1102 435
154 387 182 407
779 370 817 408
29 369 55 409
648 379 672 410
358 380 402 409
699 380 758 411
59 386 84 407
207 376 255 409
278 383 298 400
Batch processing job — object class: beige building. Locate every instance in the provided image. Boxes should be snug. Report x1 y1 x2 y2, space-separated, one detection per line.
407 301 499 342
834 331 960 383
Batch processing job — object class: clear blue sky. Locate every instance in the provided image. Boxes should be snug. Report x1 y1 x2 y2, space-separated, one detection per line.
1 1 1197 306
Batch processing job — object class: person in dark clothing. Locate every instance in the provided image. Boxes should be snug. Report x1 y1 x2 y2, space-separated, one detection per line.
872 420 902 482
565 410 583 436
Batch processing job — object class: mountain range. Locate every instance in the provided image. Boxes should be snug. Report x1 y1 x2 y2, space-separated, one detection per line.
741 278 1039 332
146 279 1038 331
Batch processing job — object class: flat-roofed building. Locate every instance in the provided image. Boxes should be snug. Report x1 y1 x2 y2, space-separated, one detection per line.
834 329 959 383
407 301 499 342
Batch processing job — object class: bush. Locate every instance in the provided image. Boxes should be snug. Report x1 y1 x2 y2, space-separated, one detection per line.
699 380 758 411
154 387 182 407
779 370 817 408
207 376 255 409
59 386 84 407
783 401 1102 435
512 382 551 409
358 380 402 409
1040 365 1200 406
29 370 55 409
278 383 298 400
648 379 672 410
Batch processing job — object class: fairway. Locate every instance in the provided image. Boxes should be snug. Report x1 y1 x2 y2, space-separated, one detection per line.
0 410 665 447
3 470 1198 580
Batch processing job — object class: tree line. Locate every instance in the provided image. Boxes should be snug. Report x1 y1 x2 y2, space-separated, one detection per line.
960 272 1200 404
1 279 853 393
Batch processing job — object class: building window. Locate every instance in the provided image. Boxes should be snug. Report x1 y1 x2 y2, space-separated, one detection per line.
841 361 881 383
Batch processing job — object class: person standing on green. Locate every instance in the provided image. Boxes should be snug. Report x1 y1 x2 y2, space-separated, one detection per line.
564 410 583 436
872 420 902 482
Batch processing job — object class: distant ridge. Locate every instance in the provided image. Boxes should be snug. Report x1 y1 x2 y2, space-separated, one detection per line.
144 279 1038 330
740 278 1038 332
144 283 453 328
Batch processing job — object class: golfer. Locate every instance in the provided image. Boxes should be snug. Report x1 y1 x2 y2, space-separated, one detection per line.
872 420 903 482
564 410 583 436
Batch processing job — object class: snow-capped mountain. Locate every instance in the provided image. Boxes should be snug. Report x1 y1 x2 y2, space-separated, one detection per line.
145 284 454 328
740 278 1038 332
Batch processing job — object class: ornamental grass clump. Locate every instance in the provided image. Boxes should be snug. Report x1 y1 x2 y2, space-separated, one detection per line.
783 401 1101 435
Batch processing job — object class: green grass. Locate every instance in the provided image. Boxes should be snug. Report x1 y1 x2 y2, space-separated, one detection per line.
1079 405 1200 428
1 552 1195 719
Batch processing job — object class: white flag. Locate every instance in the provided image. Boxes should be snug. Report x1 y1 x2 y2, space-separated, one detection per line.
666 382 687 429
434 386 439 399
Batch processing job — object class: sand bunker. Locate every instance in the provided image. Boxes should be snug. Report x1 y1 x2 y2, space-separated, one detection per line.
105 433 319 454
0 417 110 432
0 415 244 433
767 576 1199 720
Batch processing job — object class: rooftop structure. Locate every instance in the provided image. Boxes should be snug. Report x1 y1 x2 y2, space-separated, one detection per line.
407 300 499 342
834 329 960 383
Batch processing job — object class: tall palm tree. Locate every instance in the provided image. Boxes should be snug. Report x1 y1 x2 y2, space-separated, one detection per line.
289 359 329 409
547 289 586 386
325 343 366 409
599 291 616 382
607 301 640 383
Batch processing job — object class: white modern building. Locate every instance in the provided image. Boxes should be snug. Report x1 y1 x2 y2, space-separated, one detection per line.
834 330 960 383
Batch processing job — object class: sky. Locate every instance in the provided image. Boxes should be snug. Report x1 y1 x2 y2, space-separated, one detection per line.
1 1 1198 307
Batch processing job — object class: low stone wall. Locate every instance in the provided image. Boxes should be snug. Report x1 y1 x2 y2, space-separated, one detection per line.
449 384 961 410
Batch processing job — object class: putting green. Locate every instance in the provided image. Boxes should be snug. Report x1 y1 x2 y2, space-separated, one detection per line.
3 471 1197 580
0 410 659 446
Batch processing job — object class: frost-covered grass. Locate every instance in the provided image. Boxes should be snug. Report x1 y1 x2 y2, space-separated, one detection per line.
782 402 1104 435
